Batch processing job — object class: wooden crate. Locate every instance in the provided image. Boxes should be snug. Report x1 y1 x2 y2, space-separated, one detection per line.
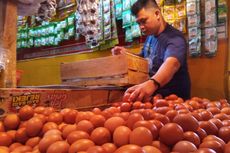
60 53 149 86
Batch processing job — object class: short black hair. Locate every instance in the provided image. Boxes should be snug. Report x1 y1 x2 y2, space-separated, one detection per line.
131 0 159 16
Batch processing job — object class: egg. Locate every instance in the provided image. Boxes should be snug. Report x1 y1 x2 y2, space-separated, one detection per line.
142 146 161 153
159 123 184 146
46 141 70 153
3 114 20 130
113 126 131 147
199 121 218 135
218 126 230 143
102 143 117 153
0 132 12 146
126 113 144 129
67 130 90 144
87 146 107 153
0 121 5 132
18 105 34 121
62 124 77 139
43 107 55 116
196 127 207 141
11 145 32 152
192 148 216 153
15 127 29 144
42 122 58 134
9 142 23 152
69 139 95 153
26 117 43 137
38 134 62 153
90 115 106 128
173 113 199 132
0 146 9 153
202 135 225 149
90 127 111 145
34 106 45 114
76 120 94 134
209 118 224 129
6 130 16 142
165 110 178 121
153 113 170 125
172 140 197 153
104 117 125 133
25 137 41 148
199 140 223 153
120 102 132 112
129 127 153 146
183 131 200 147
154 99 169 107
47 112 63 124
114 144 145 153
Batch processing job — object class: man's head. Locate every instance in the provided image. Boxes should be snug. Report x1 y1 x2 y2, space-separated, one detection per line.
131 0 165 36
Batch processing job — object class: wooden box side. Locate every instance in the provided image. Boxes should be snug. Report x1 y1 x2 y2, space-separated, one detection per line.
126 52 149 73
61 55 129 80
127 70 149 84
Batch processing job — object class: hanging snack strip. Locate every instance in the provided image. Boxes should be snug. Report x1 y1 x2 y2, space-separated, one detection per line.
203 0 218 57
187 0 201 57
36 0 57 22
75 0 101 48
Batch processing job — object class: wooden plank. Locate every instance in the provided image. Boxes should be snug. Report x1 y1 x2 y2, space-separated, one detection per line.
62 75 129 86
128 70 149 84
0 0 17 87
126 52 149 73
61 55 128 79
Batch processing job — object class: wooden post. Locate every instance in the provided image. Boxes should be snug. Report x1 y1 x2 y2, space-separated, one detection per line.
0 0 17 87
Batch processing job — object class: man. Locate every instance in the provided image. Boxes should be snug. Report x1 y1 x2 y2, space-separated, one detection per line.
111 0 191 102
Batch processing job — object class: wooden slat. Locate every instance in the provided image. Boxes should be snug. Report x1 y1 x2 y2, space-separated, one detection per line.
128 70 149 84
0 0 17 87
126 52 149 73
61 55 128 79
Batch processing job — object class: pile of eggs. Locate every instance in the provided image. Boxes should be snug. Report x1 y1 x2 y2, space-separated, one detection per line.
0 94 230 153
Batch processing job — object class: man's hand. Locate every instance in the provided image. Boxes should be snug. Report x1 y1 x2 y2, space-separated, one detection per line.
111 46 128 55
123 80 158 102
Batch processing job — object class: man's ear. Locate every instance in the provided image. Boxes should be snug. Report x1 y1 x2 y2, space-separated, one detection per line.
155 9 160 19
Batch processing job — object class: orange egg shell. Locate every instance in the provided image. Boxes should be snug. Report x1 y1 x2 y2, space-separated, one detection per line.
113 126 131 147
90 127 111 145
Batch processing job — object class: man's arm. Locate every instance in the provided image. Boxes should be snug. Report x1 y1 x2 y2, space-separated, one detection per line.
125 56 181 102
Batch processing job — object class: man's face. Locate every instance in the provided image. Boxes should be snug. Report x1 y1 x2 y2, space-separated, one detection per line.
136 7 161 36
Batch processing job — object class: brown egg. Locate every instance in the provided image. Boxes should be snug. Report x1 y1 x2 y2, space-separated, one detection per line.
0 121 5 132
18 105 34 121
188 100 202 110
214 113 230 121
202 135 225 149
152 141 170 153
133 120 158 140
34 106 45 114
172 140 197 153
120 102 132 112
209 118 224 129
0 132 12 146
12 145 32 152
159 123 184 146
221 107 230 115
43 107 55 116
76 120 94 135
199 121 218 135
114 144 145 153
6 130 16 142
144 102 153 109
67 130 90 145
199 110 213 121
90 127 111 145
149 119 164 133
153 113 170 125
15 127 29 144
92 107 102 115
44 129 62 137
191 112 203 121
218 126 230 143
26 117 43 137
113 126 131 147
87 146 107 153
75 112 91 123
119 112 130 120
154 106 172 115
196 128 207 141
199 140 223 153
62 124 77 139
102 143 117 153
126 113 144 129
104 117 125 133
3 114 20 130
9 142 23 152
42 122 58 134
132 101 144 109
38 134 62 153
165 109 178 121
63 109 78 124
173 113 199 132
222 119 230 126
142 145 161 153
207 107 221 115
225 142 230 153
34 113 47 124
141 109 155 120
69 139 95 153
90 115 106 128
193 148 216 153
25 137 41 148
46 141 70 153
58 122 67 131
0 146 9 153
154 99 169 107
129 127 153 146
47 112 63 125
183 131 200 147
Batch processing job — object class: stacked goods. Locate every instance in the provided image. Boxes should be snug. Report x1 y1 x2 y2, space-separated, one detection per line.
0 94 230 153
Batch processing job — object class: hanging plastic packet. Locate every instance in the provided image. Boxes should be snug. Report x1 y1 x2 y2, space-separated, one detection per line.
204 27 217 56
115 4 122 20
186 1 197 16
189 37 201 57
187 14 200 27
204 12 217 27
217 0 227 23
163 5 176 23
131 23 141 38
122 10 132 28
67 13 75 26
122 0 131 11
114 0 121 5
173 18 186 33
68 25 75 37
125 27 132 42
175 2 186 18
